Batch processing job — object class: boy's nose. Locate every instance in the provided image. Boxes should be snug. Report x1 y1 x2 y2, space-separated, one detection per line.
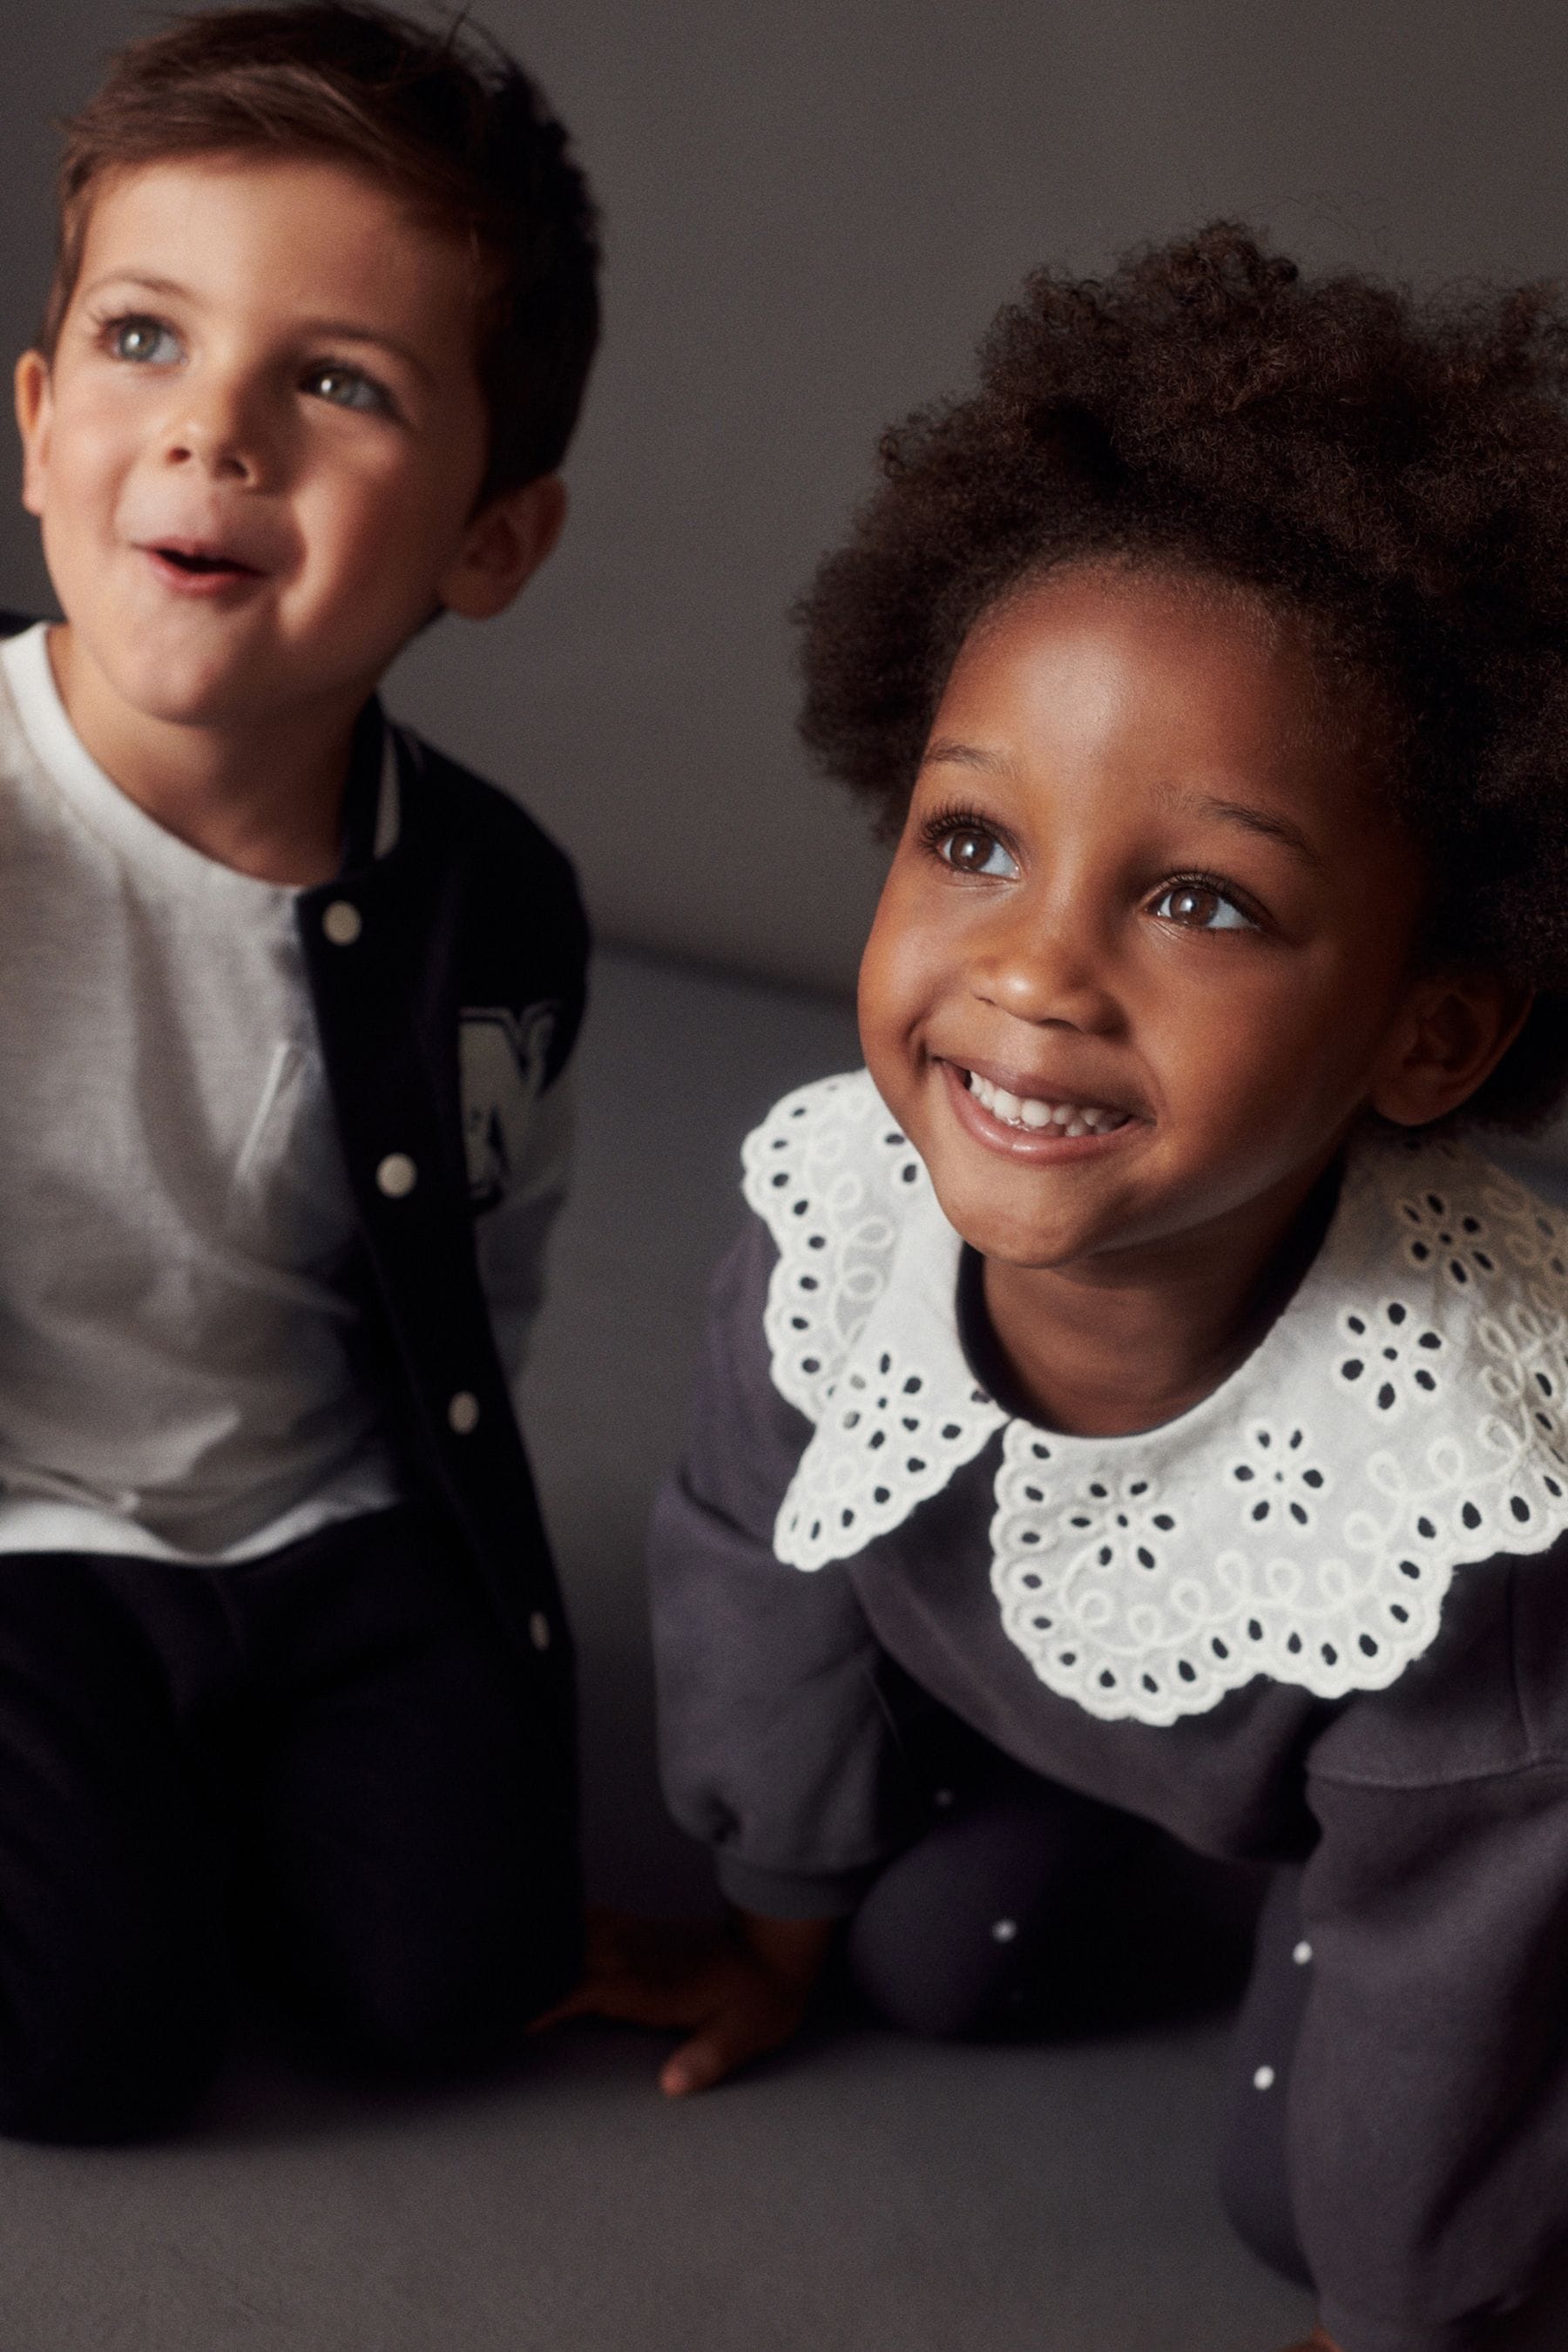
159 377 268 484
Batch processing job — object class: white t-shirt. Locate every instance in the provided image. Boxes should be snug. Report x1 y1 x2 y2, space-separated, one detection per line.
0 623 401 1560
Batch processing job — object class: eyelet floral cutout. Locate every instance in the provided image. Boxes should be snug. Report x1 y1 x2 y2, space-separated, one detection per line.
745 1075 1005 1568
746 1074 1568 1724
1227 1423 1328 1529
1335 1301 1445 1421
774 1334 1006 1567
743 1072 906 1424
1397 1187 1500 1290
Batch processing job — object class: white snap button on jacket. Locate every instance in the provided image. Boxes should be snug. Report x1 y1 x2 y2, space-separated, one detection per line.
375 1152 417 1199
447 1390 480 1435
529 1611 551 1652
1254 2065 1276 2092
1293 1941 1313 1966
321 900 362 946
990 1917 1017 1943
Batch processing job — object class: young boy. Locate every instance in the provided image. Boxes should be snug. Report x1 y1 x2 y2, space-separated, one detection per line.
0 0 598 2140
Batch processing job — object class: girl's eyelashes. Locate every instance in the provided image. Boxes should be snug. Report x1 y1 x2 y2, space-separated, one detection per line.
920 805 1020 880
1149 876 1260 933
101 313 182 367
301 362 397 418
917 803 1265 931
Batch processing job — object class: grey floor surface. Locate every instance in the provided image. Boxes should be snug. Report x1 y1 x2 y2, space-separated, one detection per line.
5 945 1547 2352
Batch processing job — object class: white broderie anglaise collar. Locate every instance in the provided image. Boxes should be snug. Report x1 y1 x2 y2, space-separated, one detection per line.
741 1070 1568 1727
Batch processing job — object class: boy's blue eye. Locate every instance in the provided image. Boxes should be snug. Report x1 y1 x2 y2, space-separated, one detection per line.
305 365 391 415
112 317 180 366
1152 882 1255 931
939 826 1018 879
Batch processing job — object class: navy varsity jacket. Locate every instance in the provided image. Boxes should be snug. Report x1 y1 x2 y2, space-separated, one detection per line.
300 694 588 1750
0 617 588 1756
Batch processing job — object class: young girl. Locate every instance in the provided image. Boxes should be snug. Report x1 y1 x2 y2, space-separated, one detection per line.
561 228 1568 2352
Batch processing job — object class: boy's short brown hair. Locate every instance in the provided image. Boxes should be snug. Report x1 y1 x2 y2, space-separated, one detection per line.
39 0 600 500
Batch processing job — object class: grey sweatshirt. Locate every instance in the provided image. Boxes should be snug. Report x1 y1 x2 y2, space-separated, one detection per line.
652 1209 1568 2352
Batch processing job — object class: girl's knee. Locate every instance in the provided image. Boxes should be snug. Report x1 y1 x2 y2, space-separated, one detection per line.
846 1784 1113 2038
848 1889 1029 2038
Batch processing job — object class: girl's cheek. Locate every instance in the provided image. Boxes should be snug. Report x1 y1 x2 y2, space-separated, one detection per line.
857 883 922 1031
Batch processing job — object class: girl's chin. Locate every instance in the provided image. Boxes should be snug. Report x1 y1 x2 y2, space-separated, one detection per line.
923 1162 1113 1271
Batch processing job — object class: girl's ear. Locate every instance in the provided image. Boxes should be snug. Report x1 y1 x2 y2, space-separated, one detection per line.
438 472 568 620
1369 970 1534 1127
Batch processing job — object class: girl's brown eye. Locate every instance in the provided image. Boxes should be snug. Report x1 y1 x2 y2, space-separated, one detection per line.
1152 882 1254 932
940 827 1017 877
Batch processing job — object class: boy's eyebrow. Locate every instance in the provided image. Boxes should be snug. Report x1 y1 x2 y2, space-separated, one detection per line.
294 319 436 384
78 268 192 306
77 272 435 382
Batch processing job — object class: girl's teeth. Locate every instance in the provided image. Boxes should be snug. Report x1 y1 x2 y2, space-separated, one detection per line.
965 1069 1125 1135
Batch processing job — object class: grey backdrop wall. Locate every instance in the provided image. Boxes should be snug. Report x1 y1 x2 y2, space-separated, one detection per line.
3 1 1568 991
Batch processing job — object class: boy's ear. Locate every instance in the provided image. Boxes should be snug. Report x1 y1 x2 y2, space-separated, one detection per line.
438 472 567 620
14 350 53 516
1369 970 1534 1128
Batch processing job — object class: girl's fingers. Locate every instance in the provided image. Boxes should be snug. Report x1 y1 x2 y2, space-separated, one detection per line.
659 2027 737 2097
658 1997 801 2097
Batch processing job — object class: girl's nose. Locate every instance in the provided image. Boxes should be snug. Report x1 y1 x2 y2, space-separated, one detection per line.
970 897 1120 1032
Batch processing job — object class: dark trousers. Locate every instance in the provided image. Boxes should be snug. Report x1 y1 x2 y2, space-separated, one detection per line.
0 1504 580 2144
844 1719 1305 2286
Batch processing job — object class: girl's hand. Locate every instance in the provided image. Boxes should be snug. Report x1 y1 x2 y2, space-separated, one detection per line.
1280 2332 1342 2351
533 1904 835 2096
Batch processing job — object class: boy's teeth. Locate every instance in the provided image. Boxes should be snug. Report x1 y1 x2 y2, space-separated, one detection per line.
965 1068 1126 1135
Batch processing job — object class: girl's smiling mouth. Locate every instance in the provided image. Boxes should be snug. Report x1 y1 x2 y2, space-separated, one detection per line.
940 1058 1143 1157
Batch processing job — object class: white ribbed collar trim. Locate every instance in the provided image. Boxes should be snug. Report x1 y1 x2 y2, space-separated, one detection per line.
0 622 404 871
742 1070 1568 1726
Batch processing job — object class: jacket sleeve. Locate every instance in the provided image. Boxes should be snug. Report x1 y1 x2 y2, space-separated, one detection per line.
650 1216 916 1917
1290 1757 1568 2352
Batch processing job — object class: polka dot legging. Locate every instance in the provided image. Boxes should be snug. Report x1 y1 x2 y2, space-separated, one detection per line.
843 1747 1309 2288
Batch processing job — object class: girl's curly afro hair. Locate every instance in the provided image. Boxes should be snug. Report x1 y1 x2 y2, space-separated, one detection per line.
796 223 1568 1129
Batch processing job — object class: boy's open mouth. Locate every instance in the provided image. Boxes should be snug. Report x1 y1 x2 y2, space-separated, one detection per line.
151 544 261 578
964 1067 1131 1139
